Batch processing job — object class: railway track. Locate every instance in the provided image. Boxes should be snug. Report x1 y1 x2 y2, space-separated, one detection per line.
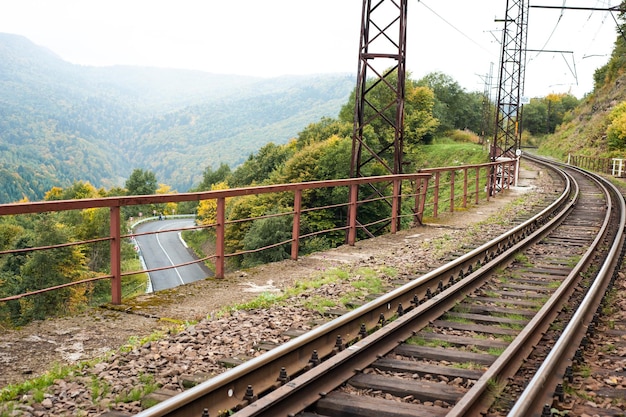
132 156 626 417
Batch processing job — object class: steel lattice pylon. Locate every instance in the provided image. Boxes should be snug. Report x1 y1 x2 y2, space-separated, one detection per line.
349 0 408 237
492 0 528 162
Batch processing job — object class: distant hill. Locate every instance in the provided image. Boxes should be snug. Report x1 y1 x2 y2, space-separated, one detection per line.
0 33 355 203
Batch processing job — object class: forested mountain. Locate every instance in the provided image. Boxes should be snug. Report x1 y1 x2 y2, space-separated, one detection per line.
0 33 354 203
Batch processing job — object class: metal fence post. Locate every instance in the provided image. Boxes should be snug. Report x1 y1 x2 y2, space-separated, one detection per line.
215 197 225 278
348 184 358 245
475 167 480 205
391 179 400 233
291 189 302 260
433 172 440 217
110 206 122 304
449 170 455 213
462 168 468 208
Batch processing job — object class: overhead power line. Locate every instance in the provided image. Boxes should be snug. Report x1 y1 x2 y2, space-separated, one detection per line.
530 5 624 12
416 0 495 56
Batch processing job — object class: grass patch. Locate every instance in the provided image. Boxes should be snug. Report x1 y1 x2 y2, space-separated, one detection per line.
487 346 506 356
215 267 352 317
302 296 337 313
406 335 452 348
453 362 485 370
120 330 169 353
442 314 474 325
0 364 73 402
513 253 533 267
90 377 112 401
182 228 216 272
115 374 159 404
379 266 398 278
451 302 471 314
286 268 349 295
548 280 563 289
231 292 283 311
351 268 385 294
0 331 169 411
566 255 582 268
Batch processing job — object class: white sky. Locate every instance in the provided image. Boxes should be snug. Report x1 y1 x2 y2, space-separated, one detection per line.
0 0 621 99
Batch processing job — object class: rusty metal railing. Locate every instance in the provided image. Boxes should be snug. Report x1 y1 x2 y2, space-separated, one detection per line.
0 159 516 307
418 159 516 218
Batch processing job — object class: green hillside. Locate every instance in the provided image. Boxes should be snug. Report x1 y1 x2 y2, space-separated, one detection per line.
535 11 626 160
0 33 354 203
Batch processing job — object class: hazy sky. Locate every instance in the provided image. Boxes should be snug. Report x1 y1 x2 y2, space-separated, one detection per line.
0 0 620 98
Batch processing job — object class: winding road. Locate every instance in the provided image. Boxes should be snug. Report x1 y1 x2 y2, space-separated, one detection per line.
134 218 211 292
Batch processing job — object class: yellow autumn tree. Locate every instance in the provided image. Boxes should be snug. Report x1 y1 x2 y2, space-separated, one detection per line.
197 181 230 226
607 101 626 150
156 183 178 215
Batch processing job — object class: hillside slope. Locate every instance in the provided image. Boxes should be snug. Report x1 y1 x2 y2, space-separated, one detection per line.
538 16 626 160
0 33 354 202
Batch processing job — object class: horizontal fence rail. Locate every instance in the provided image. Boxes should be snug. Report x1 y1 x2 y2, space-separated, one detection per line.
0 160 516 308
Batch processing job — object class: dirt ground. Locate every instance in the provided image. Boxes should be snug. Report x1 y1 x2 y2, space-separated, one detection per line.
0 169 542 389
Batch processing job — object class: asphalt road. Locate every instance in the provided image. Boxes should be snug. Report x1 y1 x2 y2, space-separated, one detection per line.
134 218 211 291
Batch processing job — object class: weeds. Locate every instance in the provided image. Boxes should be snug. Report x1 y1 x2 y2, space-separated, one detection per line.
0 363 73 402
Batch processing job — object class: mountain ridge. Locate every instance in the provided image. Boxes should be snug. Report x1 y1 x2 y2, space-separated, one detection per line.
0 33 354 203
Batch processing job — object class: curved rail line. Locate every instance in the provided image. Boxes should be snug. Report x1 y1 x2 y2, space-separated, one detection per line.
131 156 624 417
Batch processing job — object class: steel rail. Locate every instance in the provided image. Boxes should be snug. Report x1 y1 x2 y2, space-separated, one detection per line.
230 159 580 417
450 161 611 416
135 157 571 417
507 164 626 416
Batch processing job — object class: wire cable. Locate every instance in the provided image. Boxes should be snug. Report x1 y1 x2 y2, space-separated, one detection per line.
416 0 495 56
531 0 566 61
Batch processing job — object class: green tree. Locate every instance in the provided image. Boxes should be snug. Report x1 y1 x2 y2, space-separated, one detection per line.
241 214 292 268
124 169 158 218
2 216 90 325
125 169 158 196
338 69 440 174
417 72 482 134
295 117 352 150
338 69 409 145
521 98 548 134
521 93 580 135
195 163 232 191
229 142 294 187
